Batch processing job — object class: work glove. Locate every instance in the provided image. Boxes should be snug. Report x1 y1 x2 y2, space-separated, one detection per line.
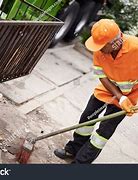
119 96 135 116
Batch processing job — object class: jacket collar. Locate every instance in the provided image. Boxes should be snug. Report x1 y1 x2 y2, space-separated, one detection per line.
115 34 129 58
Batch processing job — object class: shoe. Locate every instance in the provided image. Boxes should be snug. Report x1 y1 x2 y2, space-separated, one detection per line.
54 149 74 159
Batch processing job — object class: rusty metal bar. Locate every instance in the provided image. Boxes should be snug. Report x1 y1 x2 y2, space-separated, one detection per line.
0 21 63 82
0 21 63 26
23 26 58 73
28 26 61 73
0 0 64 82
1 25 36 75
12 25 46 74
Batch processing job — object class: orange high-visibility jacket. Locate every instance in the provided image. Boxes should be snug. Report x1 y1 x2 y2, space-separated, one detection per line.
93 34 138 107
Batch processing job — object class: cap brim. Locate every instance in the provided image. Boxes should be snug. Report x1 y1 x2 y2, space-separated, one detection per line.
85 36 106 52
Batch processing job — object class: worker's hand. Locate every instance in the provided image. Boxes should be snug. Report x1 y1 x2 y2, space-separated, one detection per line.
119 96 134 116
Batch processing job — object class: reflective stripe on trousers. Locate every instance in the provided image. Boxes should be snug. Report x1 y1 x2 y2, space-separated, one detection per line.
75 126 95 136
90 132 108 149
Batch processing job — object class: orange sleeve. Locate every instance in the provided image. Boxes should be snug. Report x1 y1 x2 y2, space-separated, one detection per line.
93 53 107 78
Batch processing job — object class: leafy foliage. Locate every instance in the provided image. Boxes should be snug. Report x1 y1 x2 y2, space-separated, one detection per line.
101 0 138 36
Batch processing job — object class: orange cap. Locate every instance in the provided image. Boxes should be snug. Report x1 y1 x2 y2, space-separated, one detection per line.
85 19 120 52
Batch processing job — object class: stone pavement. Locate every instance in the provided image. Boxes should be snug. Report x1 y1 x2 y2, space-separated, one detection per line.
0 45 138 163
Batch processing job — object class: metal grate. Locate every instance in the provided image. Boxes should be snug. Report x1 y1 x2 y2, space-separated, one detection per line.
0 0 63 82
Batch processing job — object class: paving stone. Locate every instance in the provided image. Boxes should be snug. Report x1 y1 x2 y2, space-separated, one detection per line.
64 77 99 111
95 139 136 163
35 52 82 86
0 99 28 145
43 96 81 127
0 71 55 104
51 47 92 73
74 42 93 60
17 72 98 114
95 114 138 163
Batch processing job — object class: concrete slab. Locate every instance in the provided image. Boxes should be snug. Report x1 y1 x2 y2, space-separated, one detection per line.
95 114 138 163
74 42 93 60
51 47 92 73
17 72 98 114
35 52 82 86
0 71 55 104
27 107 73 164
0 98 60 164
18 79 76 114
42 96 81 127
0 98 27 145
64 76 99 111
95 137 137 163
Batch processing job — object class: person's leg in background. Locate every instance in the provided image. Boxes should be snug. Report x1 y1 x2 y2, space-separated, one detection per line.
73 104 126 163
54 95 105 159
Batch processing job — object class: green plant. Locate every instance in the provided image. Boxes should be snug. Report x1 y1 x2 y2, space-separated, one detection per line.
2 0 69 20
2 0 16 13
101 0 138 36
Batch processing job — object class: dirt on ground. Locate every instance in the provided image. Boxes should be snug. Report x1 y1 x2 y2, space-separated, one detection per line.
0 97 73 164
26 107 74 164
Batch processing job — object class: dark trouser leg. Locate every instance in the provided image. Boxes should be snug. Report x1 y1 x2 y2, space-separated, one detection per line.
74 104 126 163
65 95 105 156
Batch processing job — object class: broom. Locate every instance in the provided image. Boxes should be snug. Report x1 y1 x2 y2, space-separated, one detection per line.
16 106 138 164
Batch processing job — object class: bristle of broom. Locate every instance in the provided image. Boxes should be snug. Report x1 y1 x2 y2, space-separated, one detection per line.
16 139 34 164
16 149 32 164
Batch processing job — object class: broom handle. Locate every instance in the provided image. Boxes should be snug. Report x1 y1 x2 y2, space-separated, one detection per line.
35 106 138 142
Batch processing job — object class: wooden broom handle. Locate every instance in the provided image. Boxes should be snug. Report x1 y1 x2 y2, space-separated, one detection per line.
35 106 138 142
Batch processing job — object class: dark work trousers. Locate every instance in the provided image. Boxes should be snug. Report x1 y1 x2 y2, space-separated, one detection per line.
65 94 126 164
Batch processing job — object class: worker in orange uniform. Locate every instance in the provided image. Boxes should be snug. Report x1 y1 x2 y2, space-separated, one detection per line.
54 19 138 163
